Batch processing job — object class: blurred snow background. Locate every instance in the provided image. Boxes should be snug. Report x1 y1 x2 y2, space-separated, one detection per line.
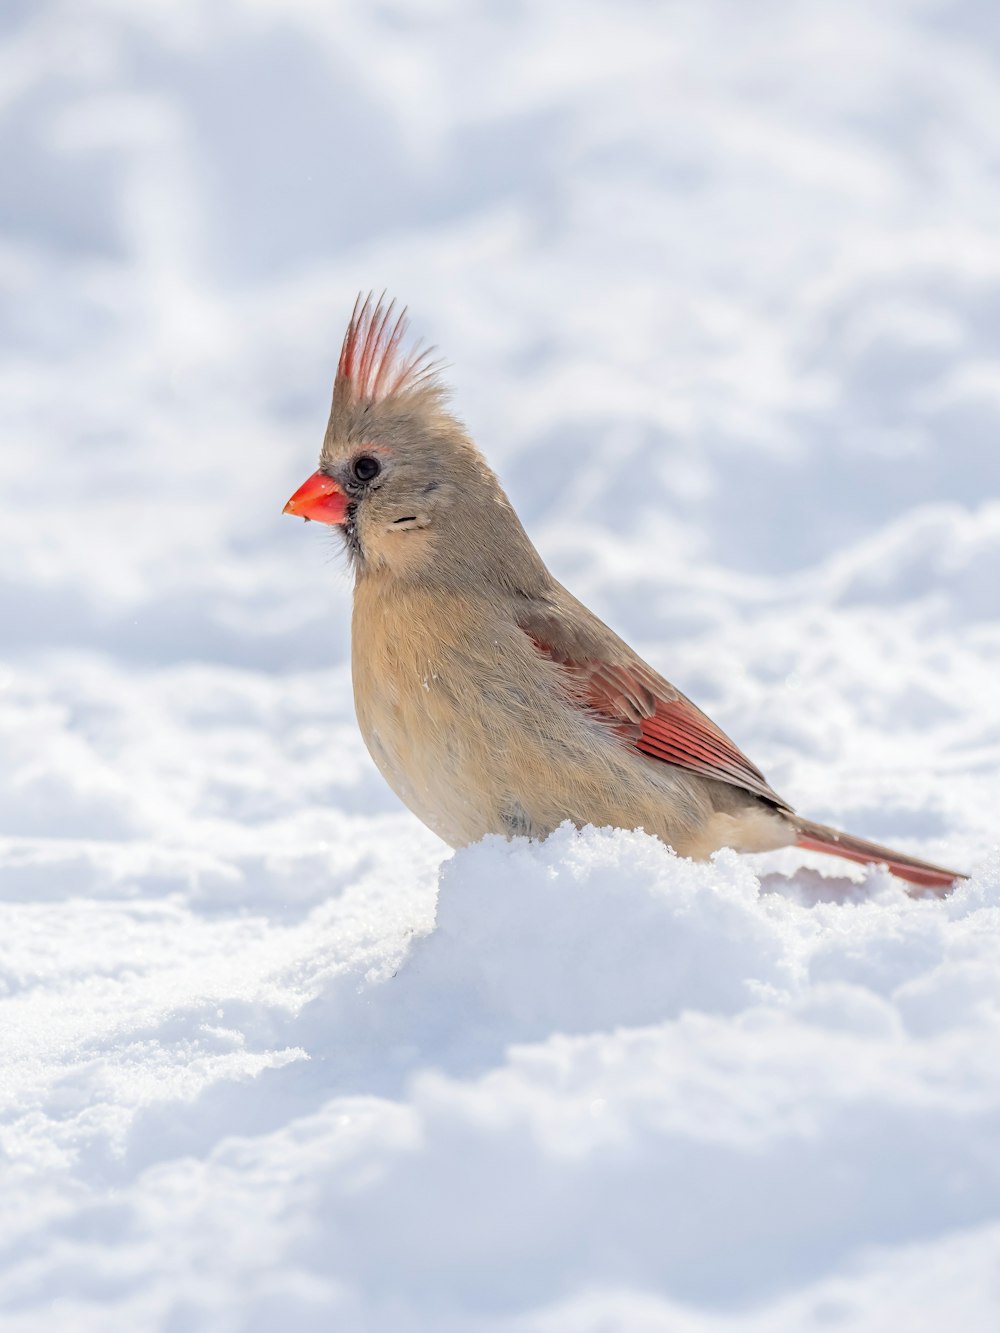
2 0 1000 1328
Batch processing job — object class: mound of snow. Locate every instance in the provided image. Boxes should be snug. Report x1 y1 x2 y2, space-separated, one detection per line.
5 830 1000 1331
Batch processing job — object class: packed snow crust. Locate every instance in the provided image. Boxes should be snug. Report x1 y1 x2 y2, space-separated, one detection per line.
3 0 1000 1328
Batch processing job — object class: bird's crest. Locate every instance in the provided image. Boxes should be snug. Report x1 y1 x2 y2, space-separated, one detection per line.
333 293 441 420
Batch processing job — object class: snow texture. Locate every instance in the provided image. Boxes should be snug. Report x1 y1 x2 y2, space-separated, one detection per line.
3 0 1000 1328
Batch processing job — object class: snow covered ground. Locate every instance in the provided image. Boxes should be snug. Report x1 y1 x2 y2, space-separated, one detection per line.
3 0 1000 1327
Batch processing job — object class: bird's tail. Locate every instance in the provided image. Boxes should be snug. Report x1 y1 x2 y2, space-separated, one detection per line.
793 817 965 894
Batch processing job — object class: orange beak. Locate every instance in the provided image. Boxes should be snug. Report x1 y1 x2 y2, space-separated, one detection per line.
283 470 349 525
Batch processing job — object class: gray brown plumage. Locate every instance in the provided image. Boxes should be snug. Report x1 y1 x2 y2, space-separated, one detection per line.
284 294 964 893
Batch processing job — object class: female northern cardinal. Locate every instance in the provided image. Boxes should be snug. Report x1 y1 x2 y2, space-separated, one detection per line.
284 294 963 892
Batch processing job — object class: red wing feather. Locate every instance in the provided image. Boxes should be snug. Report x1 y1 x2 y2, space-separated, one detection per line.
634 699 779 802
532 641 785 807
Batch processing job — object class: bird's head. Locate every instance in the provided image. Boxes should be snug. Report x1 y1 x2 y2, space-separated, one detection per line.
284 294 539 588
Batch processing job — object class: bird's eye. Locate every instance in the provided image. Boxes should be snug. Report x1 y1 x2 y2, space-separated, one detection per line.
352 455 381 482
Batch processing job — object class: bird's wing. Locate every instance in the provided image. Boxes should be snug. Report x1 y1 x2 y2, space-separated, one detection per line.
516 595 789 809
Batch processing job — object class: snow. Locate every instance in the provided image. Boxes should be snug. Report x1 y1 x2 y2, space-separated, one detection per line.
3 0 1000 1327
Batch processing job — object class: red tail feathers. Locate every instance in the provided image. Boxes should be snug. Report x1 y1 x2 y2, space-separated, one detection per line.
794 818 964 893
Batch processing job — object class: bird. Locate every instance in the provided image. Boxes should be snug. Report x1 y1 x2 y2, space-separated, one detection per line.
283 293 964 893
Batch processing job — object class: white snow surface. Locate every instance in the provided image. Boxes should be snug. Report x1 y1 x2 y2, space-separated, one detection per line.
3 1 1000 1328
